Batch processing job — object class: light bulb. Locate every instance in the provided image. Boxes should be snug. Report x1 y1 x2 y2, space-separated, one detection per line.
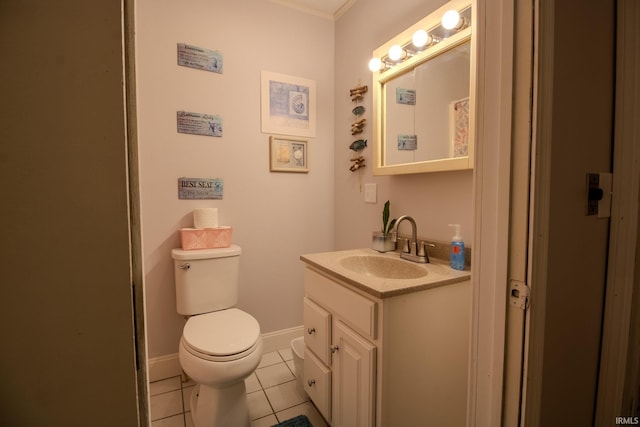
442 10 461 30
412 29 429 48
388 44 405 61
368 57 383 72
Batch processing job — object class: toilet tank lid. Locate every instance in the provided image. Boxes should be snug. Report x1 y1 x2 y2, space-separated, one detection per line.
172 244 241 260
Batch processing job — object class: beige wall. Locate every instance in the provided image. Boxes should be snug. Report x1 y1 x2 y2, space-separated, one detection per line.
0 0 139 425
135 0 335 358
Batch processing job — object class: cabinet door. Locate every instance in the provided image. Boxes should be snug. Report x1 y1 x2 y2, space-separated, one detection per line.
304 347 331 421
332 321 376 427
304 297 331 365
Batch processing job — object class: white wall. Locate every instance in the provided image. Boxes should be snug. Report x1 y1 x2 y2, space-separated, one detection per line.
137 0 475 360
333 0 474 250
135 0 335 358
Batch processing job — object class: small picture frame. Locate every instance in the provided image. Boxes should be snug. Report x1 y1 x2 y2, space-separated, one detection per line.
269 136 309 173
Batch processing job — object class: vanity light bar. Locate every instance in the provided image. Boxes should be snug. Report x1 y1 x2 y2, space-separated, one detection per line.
412 29 439 50
442 10 468 30
368 6 471 73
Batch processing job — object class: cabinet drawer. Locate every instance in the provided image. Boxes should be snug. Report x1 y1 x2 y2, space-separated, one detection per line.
305 268 378 340
304 346 331 422
303 297 331 365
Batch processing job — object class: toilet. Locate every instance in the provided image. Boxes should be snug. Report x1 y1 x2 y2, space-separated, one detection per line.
171 245 263 427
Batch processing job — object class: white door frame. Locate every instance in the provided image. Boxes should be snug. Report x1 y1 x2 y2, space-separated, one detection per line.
502 0 535 424
467 0 515 424
517 0 556 423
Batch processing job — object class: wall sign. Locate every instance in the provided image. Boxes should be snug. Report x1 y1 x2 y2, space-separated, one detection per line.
396 88 416 105
177 43 223 74
398 134 417 151
178 178 224 200
177 111 222 137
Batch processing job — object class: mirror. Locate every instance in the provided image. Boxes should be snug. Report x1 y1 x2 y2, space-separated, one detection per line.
372 0 475 175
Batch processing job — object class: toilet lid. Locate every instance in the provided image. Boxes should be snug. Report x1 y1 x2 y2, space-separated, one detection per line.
183 308 260 357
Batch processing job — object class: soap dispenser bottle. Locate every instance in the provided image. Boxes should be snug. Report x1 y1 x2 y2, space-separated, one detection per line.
448 224 465 271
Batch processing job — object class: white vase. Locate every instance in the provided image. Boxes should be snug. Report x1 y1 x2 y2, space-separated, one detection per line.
371 231 396 252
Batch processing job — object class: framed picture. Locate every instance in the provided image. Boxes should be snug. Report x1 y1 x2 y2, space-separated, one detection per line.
261 71 316 138
269 136 309 173
449 97 470 157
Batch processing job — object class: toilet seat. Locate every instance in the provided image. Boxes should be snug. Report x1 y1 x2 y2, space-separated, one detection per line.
182 308 261 362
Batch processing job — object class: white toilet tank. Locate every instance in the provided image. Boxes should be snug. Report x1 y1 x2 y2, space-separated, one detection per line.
171 245 241 316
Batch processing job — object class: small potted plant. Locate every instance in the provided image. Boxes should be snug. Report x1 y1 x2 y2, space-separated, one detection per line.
372 200 397 252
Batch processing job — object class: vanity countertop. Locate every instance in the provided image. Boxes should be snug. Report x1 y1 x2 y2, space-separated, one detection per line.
300 248 471 299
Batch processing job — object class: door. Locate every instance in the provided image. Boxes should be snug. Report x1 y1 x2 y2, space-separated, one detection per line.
0 0 142 425
507 0 616 425
331 321 376 427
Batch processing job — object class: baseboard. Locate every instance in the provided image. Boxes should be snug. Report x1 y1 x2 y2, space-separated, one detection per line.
148 352 182 382
261 325 304 353
147 325 304 382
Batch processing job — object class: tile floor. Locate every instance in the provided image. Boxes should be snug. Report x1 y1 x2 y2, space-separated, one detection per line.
150 347 328 427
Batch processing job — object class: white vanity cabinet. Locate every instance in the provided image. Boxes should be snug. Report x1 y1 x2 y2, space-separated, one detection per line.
303 270 377 427
301 263 471 427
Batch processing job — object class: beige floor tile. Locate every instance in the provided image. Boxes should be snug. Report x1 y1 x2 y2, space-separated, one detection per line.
257 351 283 368
251 414 278 427
150 390 184 421
245 372 262 393
247 390 273 420
264 380 308 413
286 360 296 377
256 363 295 388
278 347 293 361
151 413 185 427
150 376 181 396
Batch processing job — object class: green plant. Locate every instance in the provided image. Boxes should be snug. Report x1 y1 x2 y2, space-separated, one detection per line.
382 200 397 235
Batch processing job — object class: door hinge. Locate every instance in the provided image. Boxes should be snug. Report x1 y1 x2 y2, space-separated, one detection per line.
509 280 530 310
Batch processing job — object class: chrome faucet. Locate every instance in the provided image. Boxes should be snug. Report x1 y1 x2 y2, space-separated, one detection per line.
392 215 433 263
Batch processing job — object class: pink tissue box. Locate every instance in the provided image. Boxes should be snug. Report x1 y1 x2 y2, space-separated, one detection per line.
180 227 232 250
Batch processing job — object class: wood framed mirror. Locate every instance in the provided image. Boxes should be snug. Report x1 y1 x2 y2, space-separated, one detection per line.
371 0 476 175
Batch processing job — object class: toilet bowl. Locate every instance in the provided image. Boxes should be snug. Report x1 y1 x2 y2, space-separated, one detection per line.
179 308 263 427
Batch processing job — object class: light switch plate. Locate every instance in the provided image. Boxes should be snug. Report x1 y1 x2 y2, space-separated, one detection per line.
364 183 377 203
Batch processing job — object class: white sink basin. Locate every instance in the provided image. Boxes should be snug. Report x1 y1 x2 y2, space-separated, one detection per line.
339 255 428 279
301 248 470 298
